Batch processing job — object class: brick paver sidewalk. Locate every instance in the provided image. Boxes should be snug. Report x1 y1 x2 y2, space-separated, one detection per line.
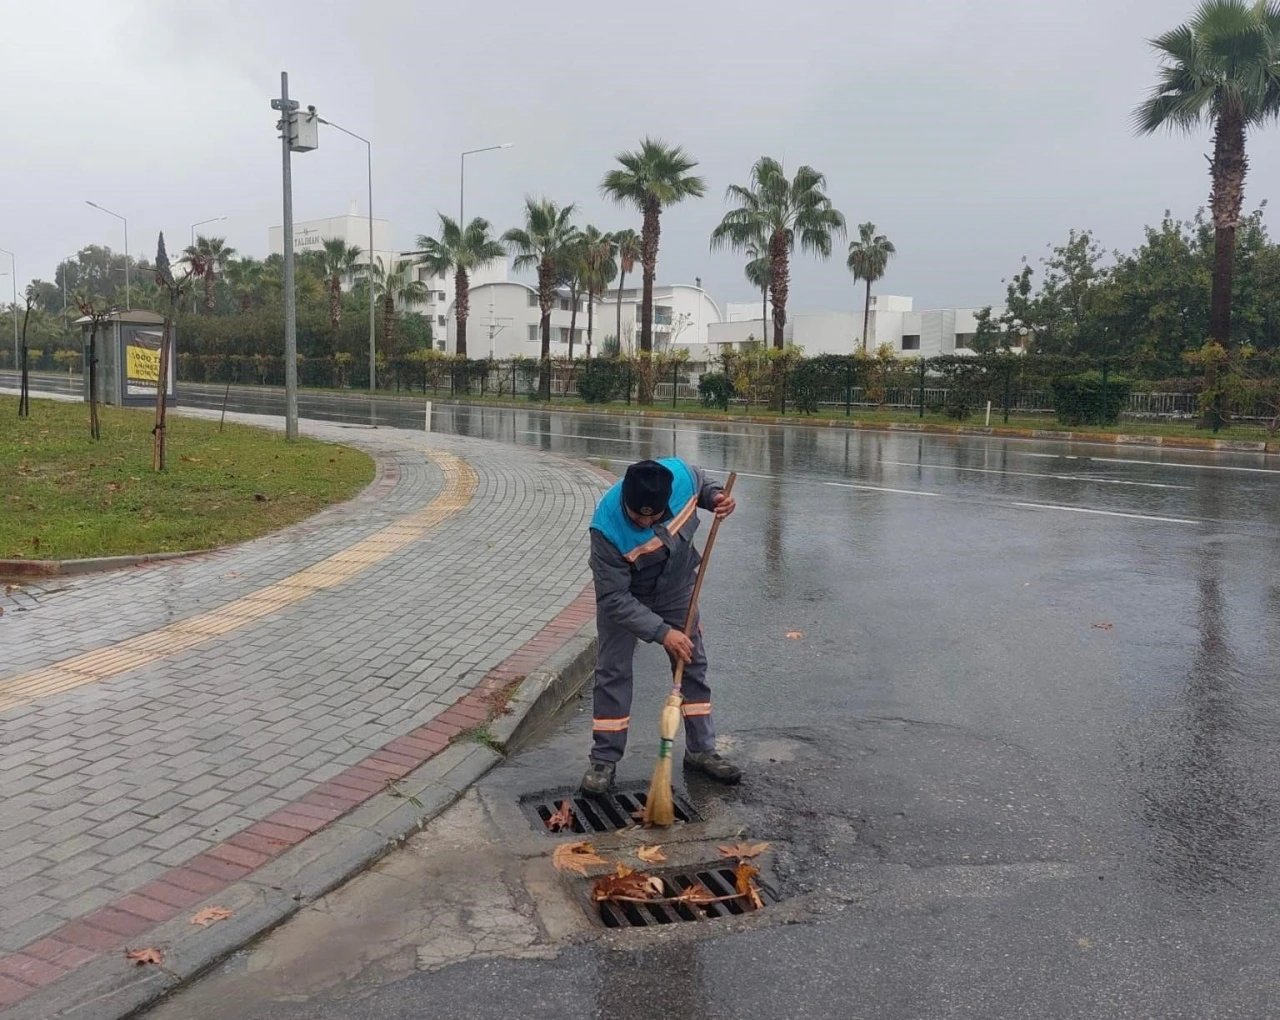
0 416 607 1011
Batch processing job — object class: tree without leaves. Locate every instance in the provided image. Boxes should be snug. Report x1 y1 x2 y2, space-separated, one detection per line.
1135 0 1280 425
503 198 578 399
711 156 845 350
18 284 34 417
415 215 506 359
73 294 113 441
846 222 896 353
181 236 237 314
600 138 706 375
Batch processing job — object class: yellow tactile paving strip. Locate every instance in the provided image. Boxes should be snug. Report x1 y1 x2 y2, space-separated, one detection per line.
0 451 478 714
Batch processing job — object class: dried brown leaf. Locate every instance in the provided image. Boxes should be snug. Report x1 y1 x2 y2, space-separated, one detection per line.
786 631 804 640
718 841 770 860
190 906 233 927
545 800 575 832
636 845 667 864
673 881 719 905
592 863 665 902
552 841 608 876
126 947 164 966
631 805 647 823
734 861 765 910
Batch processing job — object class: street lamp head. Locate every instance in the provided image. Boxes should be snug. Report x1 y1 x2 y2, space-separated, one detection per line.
499 142 513 149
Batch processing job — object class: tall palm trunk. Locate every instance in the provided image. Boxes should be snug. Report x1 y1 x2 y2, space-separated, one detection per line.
203 271 215 314
383 296 396 361
761 285 768 347
329 276 342 333
862 279 872 353
538 257 554 400
567 285 579 359
455 266 470 358
586 290 595 358
615 266 627 350
639 200 660 356
1205 108 1247 428
768 229 789 351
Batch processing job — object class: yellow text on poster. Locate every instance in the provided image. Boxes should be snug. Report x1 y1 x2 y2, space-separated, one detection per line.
126 344 160 383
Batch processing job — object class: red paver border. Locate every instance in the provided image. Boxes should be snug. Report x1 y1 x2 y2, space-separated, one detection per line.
0 585 595 1011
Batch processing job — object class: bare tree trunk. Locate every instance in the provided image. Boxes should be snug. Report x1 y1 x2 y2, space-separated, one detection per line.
567 284 579 359
455 266 470 358
88 323 100 441
769 230 789 351
616 267 626 350
586 290 594 358
863 278 872 354
1205 110 1247 429
539 258 553 401
154 300 176 470
18 300 31 417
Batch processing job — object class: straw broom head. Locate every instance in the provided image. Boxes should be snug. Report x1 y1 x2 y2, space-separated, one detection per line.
643 691 683 826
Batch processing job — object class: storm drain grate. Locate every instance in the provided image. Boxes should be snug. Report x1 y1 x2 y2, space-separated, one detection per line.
597 867 777 928
521 782 697 834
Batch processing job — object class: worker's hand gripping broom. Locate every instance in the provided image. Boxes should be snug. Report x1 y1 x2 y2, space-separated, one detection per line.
643 472 737 827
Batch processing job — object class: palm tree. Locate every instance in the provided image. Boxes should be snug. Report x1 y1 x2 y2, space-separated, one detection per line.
503 198 578 399
743 243 771 346
846 223 897 353
600 138 706 361
224 257 264 312
182 235 237 314
579 226 618 357
612 228 641 351
313 239 362 333
560 231 586 359
1135 0 1280 426
365 257 428 358
415 215 506 358
711 156 845 350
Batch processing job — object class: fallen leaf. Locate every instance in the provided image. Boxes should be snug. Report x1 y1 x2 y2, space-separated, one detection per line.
718 841 771 860
180 455 200 463
786 631 804 640
253 493 270 502
673 881 719 905
552 841 608 876
126 947 164 966
636 845 667 864
190 906 233 927
631 805 647 824
734 861 765 910
1091 622 1113 630
592 863 665 903
545 800 575 832
105 482 121 492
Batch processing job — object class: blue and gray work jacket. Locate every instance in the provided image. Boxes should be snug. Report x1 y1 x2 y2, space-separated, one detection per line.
588 458 725 644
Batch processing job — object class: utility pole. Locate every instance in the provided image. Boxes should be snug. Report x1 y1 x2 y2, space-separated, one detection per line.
271 73 318 440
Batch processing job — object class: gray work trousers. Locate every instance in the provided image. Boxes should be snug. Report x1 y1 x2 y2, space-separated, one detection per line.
590 592 715 763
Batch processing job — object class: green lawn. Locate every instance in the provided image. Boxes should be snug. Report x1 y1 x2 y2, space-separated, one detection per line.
1 397 375 561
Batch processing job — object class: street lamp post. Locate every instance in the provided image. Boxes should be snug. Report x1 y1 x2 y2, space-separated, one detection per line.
459 143 512 226
85 201 129 309
190 215 227 247
316 116 376 396
0 249 16 366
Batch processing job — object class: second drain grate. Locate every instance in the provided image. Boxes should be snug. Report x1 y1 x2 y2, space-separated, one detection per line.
522 781 698 834
597 866 777 928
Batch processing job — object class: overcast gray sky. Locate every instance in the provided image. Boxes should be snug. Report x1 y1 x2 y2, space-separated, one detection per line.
1 0 1273 313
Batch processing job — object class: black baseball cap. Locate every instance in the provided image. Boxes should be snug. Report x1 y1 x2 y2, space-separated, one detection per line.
622 460 674 517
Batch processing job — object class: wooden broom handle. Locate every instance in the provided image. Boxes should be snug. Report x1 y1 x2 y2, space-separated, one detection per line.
679 471 737 639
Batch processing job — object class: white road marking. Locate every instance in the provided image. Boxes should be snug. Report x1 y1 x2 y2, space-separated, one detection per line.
876 459 1192 490
826 482 939 497
1088 455 1280 475
1011 502 1200 525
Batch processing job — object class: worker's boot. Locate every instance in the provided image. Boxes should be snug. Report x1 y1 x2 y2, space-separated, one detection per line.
684 750 743 785
580 760 616 796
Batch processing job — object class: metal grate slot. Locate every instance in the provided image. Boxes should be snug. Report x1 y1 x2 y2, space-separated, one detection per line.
597 866 777 928
521 781 698 835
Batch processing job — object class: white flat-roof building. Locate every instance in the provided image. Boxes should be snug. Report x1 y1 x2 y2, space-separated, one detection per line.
599 283 724 360
707 296 1002 358
445 281 600 359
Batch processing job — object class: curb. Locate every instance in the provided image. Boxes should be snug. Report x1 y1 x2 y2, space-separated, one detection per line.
0 551 216 581
2 619 598 1020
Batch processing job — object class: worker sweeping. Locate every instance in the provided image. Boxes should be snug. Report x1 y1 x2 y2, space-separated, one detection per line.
581 457 739 796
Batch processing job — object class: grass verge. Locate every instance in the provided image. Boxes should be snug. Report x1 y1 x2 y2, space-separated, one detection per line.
1 396 375 560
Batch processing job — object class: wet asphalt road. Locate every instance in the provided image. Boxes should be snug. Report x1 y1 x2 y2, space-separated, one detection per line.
16 377 1280 1018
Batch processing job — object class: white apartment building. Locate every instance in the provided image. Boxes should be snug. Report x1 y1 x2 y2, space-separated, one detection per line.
707 295 1001 358
444 281 602 358
600 283 724 359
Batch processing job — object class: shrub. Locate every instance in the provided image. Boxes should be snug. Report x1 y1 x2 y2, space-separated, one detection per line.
1050 371 1132 425
698 372 734 410
579 359 628 403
